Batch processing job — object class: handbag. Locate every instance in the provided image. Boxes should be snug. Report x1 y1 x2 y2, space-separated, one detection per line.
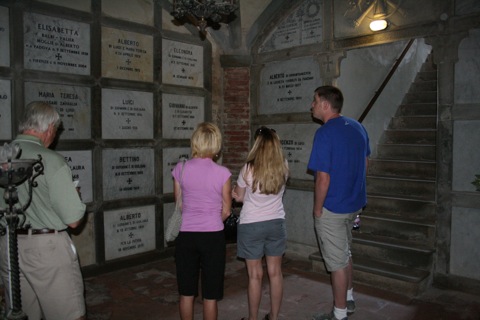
165 160 186 242
224 200 240 242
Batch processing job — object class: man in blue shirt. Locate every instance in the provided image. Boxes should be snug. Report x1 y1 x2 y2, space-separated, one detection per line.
308 86 370 320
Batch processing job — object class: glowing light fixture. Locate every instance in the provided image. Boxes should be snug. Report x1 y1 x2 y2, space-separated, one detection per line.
369 0 388 31
171 0 237 34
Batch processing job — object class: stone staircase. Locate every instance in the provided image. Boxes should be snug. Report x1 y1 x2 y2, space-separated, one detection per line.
310 54 437 297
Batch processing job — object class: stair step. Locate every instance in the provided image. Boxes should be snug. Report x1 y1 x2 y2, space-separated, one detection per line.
410 80 437 92
403 91 437 104
396 103 437 116
368 159 436 179
416 70 437 81
366 195 436 223
389 116 436 129
358 214 435 246
380 129 436 144
367 176 435 201
376 144 436 161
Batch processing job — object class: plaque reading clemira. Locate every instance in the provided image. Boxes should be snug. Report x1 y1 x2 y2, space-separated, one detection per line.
24 12 90 75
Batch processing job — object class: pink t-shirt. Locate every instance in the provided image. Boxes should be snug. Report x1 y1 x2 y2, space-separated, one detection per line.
236 162 288 224
172 158 231 232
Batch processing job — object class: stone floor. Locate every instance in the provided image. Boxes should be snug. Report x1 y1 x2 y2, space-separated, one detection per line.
84 244 480 320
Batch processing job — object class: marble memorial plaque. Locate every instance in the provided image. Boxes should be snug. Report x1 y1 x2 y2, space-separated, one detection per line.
71 212 95 267
162 93 204 139
0 80 12 140
0 6 9 67
162 147 191 194
259 0 322 53
57 150 93 203
102 88 153 139
259 57 320 115
102 27 153 82
37 0 91 12
25 82 91 139
162 39 204 88
102 0 154 26
102 148 155 200
270 123 319 180
24 13 90 75
104 205 156 261
163 202 176 245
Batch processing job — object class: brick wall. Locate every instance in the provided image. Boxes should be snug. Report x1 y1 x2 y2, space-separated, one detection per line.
222 67 250 179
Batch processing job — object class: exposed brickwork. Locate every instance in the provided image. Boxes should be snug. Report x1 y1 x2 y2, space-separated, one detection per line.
222 67 250 179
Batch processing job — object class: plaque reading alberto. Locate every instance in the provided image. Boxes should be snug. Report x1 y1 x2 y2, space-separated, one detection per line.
162 93 204 139
25 82 91 139
102 27 153 82
162 39 204 88
24 12 90 75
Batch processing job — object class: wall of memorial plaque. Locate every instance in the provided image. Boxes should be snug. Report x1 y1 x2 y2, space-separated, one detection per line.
162 93 205 139
101 27 153 82
24 12 91 75
162 39 204 88
57 150 93 203
102 148 155 201
0 6 9 67
104 205 156 261
102 88 154 140
162 147 191 194
259 56 321 114
24 82 91 140
0 79 12 140
259 0 323 53
37 0 91 12
102 0 154 26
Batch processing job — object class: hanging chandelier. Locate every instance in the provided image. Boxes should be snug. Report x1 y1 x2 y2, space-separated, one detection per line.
171 0 237 34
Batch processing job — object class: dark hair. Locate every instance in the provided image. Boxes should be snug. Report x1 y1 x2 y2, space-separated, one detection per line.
314 85 344 113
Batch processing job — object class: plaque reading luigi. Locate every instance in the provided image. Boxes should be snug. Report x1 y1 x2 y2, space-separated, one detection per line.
102 27 153 82
162 39 204 88
162 147 190 194
24 12 90 75
25 82 91 139
102 88 153 139
102 148 155 200
0 6 9 67
162 93 204 139
0 80 12 140
104 205 156 261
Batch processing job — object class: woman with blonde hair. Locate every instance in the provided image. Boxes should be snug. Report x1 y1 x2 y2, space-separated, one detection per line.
232 126 289 320
172 122 232 320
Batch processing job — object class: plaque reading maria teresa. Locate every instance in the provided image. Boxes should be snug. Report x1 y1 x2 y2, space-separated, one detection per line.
0 6 9 67
162 147 190 194
25 82 91 139
57 150 93 203
162 39 204 88
0 79 12 140
162 93 204 139
259 0 323 53
270 123 318 180
102 148 155 200
259 57 320 114
24 13 90 75
104 205 156 261
102 88 153 139
102 27 153 82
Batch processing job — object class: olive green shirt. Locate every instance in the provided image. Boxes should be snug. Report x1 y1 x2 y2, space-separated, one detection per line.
12 134 86 230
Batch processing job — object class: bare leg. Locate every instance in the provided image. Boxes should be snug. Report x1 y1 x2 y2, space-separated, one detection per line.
347 257 353 291
245 259 264 320
265 256 283 320
179 295 194 320
203 298 218 320
330 262 349 309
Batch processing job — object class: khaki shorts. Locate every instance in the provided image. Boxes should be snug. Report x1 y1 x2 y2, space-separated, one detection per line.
0 230 85 320
314 208 359 272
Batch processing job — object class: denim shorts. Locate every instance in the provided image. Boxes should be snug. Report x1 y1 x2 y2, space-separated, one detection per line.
237 219 286 260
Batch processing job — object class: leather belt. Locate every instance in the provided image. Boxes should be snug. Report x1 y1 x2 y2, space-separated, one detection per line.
16 228 63 235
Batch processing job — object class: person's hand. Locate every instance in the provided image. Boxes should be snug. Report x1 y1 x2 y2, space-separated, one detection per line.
313 209 323 218
76 187 82 201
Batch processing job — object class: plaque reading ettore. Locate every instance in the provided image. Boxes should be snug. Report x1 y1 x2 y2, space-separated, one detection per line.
24 12 90 75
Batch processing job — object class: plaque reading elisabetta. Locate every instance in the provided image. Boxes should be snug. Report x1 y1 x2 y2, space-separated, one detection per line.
24 12 90 75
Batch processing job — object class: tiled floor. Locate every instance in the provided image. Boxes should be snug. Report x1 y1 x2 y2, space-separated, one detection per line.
84 244 480 320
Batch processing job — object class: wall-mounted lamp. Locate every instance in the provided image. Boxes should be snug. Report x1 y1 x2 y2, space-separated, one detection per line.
171 0 237 34
369 0 388 31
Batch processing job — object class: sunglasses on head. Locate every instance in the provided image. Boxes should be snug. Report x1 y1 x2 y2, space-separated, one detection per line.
254 127 276 139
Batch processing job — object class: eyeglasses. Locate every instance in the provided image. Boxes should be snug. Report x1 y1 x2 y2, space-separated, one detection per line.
254 127 276 139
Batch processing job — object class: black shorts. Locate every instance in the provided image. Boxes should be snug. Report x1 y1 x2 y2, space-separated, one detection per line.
175 230 226 300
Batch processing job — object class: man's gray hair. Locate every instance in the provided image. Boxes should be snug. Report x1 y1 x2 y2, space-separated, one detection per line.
18 101 61 133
